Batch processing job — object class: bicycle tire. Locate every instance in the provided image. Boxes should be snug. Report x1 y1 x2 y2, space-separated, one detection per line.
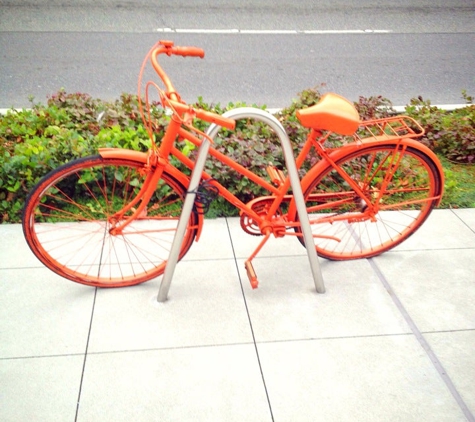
295 143 443 260
22 155 199 287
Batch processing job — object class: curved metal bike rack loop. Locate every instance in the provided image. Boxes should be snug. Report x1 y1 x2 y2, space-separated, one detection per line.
157 107 325 302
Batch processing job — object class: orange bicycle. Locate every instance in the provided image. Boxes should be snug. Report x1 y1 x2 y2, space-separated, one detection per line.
22 40 444 288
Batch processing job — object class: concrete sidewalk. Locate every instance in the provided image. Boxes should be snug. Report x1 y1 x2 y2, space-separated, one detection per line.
1 209 474 421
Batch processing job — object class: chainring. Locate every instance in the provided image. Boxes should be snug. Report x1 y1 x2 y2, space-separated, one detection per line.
240 198 282 236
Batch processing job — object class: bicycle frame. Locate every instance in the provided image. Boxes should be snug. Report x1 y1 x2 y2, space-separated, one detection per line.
99 113 443 244
100 40 443 290
98 112 293 238
21 39 444 295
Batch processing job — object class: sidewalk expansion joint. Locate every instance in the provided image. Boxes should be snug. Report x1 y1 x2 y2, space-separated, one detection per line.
224 217 275 422
368 257 475 422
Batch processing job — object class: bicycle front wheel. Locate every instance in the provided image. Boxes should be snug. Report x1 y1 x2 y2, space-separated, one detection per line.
296 143 443 260
22 155 199 287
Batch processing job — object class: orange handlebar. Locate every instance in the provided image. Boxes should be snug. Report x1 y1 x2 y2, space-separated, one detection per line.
147 40 235 130
150 40 205 98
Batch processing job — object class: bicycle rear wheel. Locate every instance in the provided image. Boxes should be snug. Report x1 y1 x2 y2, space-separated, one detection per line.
296 143 443 260
22 155 199 287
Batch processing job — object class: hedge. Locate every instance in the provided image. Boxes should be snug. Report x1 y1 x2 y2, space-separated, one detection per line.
1 87 473 223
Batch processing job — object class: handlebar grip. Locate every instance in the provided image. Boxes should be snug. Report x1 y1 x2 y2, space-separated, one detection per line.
173 46 205 58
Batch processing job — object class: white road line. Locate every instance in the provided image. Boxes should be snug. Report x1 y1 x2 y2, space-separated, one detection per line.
157 28 392 34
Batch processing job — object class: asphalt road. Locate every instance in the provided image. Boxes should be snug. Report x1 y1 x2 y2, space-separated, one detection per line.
1 1 474 108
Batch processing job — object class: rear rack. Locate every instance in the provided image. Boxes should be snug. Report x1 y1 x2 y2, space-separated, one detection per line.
354 115 425 142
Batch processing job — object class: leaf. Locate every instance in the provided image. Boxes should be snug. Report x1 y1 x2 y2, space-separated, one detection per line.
6 180 20 193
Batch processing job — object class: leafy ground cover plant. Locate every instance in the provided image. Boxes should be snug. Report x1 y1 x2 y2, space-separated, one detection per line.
404 92 475 164
0 91 162 222
1 88 473 223
439 157 475 208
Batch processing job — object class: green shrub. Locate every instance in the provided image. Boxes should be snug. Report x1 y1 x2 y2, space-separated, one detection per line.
1 88 474 223
0 91 164 222
404 91 475 163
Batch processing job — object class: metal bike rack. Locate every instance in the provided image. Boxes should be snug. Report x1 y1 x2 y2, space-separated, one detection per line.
157 107 325 302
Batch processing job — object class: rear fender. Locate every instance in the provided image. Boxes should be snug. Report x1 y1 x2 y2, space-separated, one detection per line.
287 138 444 220
98 148 204 241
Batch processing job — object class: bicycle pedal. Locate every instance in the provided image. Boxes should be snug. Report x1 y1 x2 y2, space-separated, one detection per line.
244 261 259 289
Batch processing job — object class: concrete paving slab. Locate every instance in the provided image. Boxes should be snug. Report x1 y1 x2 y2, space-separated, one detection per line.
0 355 84 422
77 344 272 422
452 208 475 233
374 249 475 332
239 256 411 342
88 259 252 353
225 216 307 259
0 267 94 358
181 217 235 261
0 224 41 269
425 330 475 415
258 336 467 422
1 209 474 422
392 209 475 251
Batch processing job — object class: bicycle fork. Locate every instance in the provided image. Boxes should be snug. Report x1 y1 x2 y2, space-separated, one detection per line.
98 148 166 235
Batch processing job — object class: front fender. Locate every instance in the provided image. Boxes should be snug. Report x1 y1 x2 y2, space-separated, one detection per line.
287 138 444 220
98 147 204 241
98 147 150 164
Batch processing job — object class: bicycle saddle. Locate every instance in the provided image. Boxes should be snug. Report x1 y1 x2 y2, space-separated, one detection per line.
296 93 361 135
